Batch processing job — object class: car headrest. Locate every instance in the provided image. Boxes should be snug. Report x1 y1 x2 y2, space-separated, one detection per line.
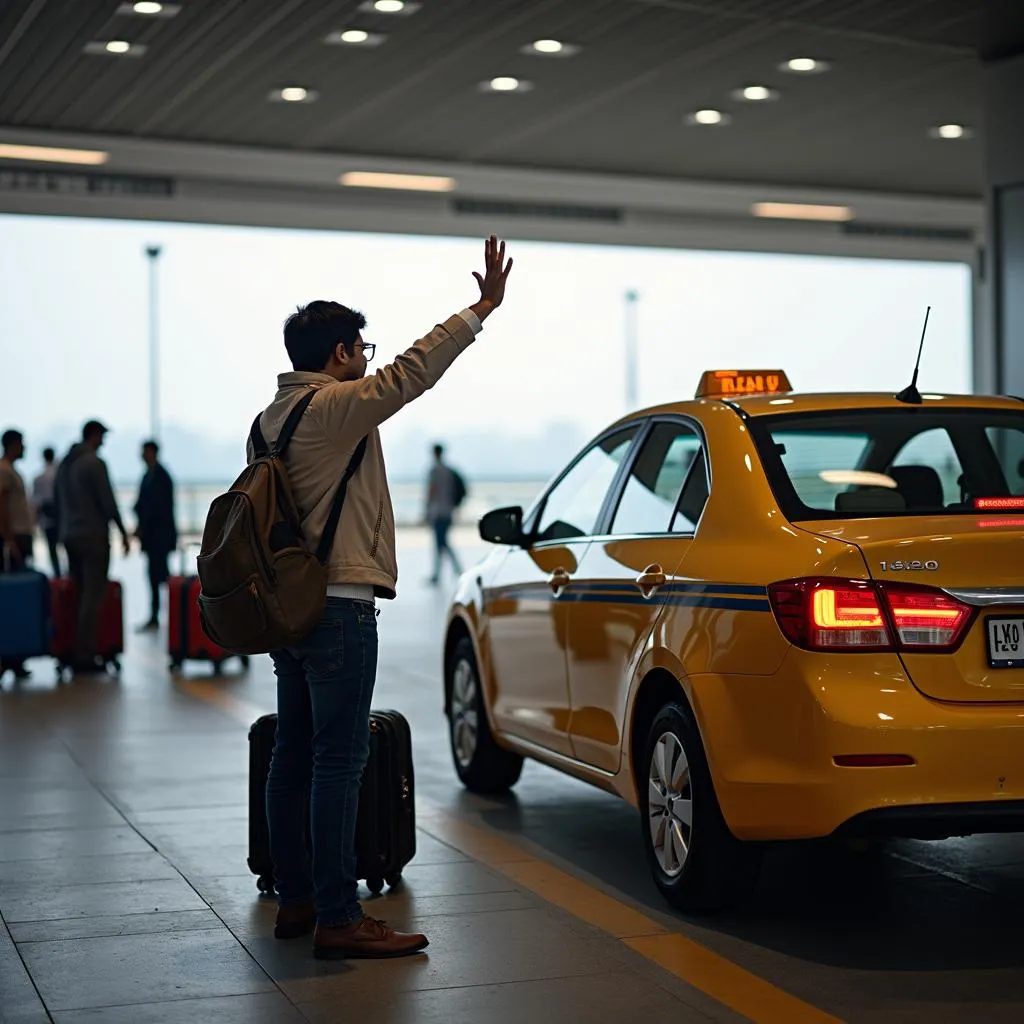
889 464 945 510
835 487 907 514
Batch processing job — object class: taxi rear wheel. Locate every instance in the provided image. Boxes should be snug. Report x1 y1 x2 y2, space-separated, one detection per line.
640 701 761 913
447 637 523 794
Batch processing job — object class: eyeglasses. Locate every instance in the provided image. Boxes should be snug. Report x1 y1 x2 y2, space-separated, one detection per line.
356 342 376 362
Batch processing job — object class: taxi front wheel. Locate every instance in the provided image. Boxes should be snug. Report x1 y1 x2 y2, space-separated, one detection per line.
640 701 761 913
447 637 524 794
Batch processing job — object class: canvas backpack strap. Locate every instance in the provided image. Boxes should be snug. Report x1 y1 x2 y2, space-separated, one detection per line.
272 389 318 457
249 414 269 458
315 437 369 565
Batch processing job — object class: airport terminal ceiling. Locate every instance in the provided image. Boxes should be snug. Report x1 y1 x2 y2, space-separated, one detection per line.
0 0 1000 195
0 1 1017 270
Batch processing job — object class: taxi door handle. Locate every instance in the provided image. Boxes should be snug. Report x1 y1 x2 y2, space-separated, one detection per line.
549 568 572 596
635 565 667 599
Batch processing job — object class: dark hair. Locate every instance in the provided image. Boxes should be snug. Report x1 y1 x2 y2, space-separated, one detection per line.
142 439 159 455
43 447 55 462
2 429 23 452
82 420 107 441
433 444 444 458
284 301 367 372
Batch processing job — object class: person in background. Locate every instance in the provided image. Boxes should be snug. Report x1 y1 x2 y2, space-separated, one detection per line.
56 421 131 674
424 443 465 585
133 440 177 632
32 446 62 576
0 429 36 681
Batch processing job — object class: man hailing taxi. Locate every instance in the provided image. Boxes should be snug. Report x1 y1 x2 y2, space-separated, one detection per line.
258 236 512 960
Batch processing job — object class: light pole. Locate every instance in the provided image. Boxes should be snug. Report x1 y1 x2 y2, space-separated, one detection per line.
624 289 639 411
145 245 162 441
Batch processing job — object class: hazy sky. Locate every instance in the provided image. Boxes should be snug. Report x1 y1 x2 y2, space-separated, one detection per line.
0 213 971 463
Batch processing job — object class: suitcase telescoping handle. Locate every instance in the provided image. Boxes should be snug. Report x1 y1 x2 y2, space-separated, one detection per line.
178 541 203 578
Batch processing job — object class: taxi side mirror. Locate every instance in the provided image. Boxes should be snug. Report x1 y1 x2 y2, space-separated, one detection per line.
479 506 525 547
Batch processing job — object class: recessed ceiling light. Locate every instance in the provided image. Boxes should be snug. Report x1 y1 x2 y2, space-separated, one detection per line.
480 76 533 93
686 109 729 125
268 86 318 103
734 85 778 102
83 39 147 56
930 123 973 140
780 57 830 73
0 143 110 166
361 0 420 12
325 28 386 46
522 38 580 57
116 0 180 14
752 201 853 222
340 171 456 192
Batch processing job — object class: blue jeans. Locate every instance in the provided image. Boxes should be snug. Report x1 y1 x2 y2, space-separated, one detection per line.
267 598 378 926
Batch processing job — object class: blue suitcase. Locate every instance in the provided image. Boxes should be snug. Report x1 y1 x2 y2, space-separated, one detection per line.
0 570 52 660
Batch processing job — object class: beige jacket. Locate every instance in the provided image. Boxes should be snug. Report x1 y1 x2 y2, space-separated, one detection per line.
249 312 480 599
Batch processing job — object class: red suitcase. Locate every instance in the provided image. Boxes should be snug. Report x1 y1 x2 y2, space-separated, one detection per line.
168 573 247 674
50 577 124 677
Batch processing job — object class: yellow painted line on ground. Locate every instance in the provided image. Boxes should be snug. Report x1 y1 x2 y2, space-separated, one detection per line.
417 797 843 1024
179 683 843 1024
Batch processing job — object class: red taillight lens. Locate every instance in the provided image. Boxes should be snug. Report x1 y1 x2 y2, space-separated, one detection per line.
769 579 891 650
881 583 972 650
769 578 974 653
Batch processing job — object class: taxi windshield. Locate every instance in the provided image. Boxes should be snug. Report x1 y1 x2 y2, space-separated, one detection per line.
750 408 1024 520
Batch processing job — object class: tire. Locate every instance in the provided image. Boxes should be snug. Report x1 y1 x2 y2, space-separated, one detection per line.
446 636 523 794
639 701 761 913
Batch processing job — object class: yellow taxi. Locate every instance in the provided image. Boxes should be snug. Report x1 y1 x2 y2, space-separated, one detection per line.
442 370 1024 911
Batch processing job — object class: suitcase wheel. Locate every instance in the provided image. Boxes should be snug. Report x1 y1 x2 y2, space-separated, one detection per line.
212 660 223 676
385 872 403 889
169 659 182 672
256 874 276 895
241 656 251 670
107 658 121 675
366 877 385 896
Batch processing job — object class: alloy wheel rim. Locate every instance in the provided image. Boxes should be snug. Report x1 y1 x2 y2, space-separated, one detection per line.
450 658 479 769
648 731 693 878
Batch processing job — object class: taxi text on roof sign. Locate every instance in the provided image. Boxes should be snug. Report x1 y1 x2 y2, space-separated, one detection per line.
695 369 792 399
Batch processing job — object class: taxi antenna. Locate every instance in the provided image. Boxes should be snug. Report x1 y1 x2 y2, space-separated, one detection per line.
895 305 931 405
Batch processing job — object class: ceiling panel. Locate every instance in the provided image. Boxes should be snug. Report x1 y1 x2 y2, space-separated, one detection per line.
0 0 989 196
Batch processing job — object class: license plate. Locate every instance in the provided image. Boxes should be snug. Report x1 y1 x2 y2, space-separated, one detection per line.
987 617 1024 668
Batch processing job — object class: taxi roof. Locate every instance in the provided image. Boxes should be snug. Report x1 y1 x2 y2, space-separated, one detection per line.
620 391 1024 423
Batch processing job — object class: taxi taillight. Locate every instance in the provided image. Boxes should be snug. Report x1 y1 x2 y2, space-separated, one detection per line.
769 578 973 652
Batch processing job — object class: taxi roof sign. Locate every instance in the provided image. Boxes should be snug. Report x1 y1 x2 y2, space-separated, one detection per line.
695 369 792 399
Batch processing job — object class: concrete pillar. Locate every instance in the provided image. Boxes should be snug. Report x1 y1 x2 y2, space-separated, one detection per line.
984 44 1024 395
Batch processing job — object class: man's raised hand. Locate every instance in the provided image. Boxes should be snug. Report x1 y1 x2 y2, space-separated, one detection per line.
471 235 513 318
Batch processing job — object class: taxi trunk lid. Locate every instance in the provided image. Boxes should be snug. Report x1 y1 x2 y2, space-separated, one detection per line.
803 516 1024 702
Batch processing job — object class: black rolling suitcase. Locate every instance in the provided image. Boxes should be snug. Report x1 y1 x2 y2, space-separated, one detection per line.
247 709 416 897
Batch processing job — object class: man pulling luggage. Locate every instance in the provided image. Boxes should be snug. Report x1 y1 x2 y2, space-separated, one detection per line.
255 236 512 959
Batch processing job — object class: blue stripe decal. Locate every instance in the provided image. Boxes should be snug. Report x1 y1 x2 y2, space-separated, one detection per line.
484 582 771 612
574 582 767 598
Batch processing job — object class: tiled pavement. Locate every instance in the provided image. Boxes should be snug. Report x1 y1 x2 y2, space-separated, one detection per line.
3 528 1024 1023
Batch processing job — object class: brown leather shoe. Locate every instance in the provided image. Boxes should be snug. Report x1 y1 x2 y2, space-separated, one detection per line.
313 916 428 960
275 900 316 939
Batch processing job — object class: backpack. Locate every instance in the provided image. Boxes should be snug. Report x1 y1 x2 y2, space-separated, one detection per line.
451 468 467 508
196 390 366 655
